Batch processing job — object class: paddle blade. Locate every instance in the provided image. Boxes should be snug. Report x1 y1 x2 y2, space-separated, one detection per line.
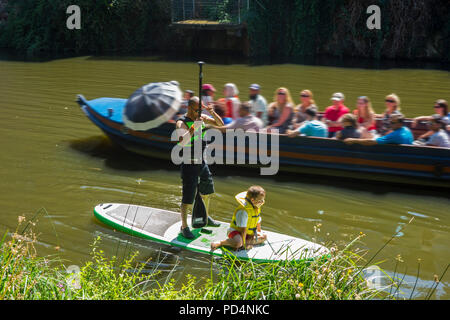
192 191 207 229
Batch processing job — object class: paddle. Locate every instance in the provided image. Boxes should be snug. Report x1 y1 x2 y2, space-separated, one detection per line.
192 189 207 228
198 61 204 119
191 61 208 229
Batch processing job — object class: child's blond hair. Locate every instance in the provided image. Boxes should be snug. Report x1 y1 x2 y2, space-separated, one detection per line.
246 186 265 199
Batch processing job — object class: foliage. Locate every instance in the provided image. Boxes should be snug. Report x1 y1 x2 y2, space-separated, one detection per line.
0 216 68 299
1 217 386 300
0 0 172 58
246 0 449 62
205 235 382 300
0 0 447 62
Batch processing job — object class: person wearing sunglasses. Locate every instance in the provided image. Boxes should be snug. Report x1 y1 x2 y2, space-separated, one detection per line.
211 186 267 251
412 100 449 140
292 90 318 129
176 96 225 239
266 87 294 134
423 115 450 148
378 93 402 136
344 113 413 146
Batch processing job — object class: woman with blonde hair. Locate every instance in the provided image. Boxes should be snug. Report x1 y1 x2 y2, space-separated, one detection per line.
353 96 377 138
266 87 294 134
378 93 402 136
292 89 318 129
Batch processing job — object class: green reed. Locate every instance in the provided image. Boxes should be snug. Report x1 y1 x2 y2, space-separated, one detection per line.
4 216 443 300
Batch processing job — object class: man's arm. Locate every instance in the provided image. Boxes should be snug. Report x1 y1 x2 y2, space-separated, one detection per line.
418 130 434 140
211 125 231 133
202 105 224 127
176 120 195 146
412 116 432 127
326 120 341 128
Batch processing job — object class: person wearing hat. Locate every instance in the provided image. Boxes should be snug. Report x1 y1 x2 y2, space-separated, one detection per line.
413 99 450 141
248 84 268 126
201 84 217 116
286 107 327 138
424 115 450 148
324 93 350 138
344 113 413 146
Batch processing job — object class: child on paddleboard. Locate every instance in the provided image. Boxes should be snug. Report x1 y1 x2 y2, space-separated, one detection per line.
211 186 267 251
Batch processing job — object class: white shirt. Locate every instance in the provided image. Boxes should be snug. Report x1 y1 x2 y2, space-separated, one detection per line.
427 130 450 148
248 95 268 126
225 115 264 131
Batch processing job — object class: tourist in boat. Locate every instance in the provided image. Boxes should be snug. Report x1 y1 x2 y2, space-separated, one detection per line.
175 96 224 239
344 113 413 146
353 96 377 138
422 115 450 148
286 107 327 138
216 83 241 121
177 89 195 117
201 84 216 106
324 92 350 138
335 114 361 140
211 186 267 251
209 101 234 125
377 93 402 136
210 102 263 132
266 87 294 134
248 84 268 126
412 99 450 140
201 84 217 117
292 90 318 129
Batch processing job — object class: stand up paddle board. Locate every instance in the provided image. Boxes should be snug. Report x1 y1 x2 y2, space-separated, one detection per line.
94 203 329 262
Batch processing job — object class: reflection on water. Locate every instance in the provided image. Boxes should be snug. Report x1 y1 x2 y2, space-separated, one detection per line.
0 56 449 299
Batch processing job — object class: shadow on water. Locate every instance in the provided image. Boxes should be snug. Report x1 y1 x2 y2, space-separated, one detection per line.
86 53 449 71
69 135 450 198
3 48 447 71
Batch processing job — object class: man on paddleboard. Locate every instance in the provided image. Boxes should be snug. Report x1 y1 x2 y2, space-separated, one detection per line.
211 186 268 251
175 96 224 239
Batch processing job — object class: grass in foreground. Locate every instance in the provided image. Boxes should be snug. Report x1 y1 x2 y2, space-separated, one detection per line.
1 217 389 300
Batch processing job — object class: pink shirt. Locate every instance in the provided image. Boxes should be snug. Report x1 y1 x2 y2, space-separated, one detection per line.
324 105 350 133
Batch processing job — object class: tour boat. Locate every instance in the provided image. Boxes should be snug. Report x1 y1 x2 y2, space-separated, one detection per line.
77 94 450 188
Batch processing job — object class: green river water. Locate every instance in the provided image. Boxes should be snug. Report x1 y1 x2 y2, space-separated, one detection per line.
0 56 449 299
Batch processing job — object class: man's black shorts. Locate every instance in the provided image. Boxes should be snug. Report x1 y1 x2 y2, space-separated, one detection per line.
180 162 215 205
